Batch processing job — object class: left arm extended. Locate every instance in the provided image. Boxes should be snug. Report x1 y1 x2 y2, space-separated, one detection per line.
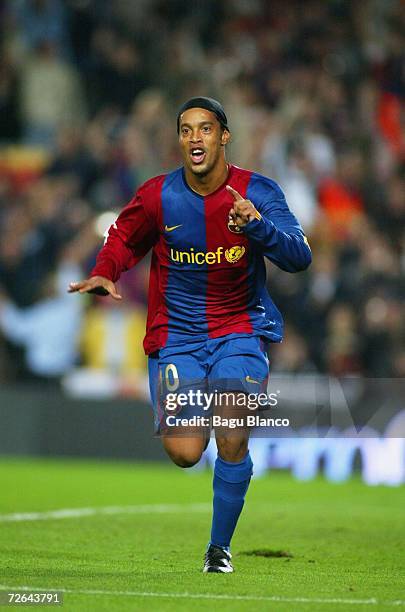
227 184 312 272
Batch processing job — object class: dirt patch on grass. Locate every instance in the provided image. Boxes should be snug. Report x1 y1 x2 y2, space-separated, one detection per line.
240 549 294 558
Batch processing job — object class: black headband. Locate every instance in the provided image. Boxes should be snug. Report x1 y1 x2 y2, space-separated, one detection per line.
176 96 229 134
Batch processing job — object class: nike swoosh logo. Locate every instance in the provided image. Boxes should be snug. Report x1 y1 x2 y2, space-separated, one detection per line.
245 375 260 384
165 224 182 232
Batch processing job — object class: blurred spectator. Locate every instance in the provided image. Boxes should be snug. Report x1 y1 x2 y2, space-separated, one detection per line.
281 142 318 234
272 325 316 373
324 304 362 375
0 262 83 384
19 41 87 147
86 29 148 115
46 126 103 198
11 0 71 58
0 55 21 141
0 222 99 384
318 150 365 239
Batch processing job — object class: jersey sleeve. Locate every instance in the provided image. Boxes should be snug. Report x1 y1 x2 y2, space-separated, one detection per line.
90 183 160 282
243 174 312 272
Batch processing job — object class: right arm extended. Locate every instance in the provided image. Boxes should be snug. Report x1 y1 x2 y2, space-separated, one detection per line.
68 191 158 300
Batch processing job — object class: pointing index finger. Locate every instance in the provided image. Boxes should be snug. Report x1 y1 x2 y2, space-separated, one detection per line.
226 185 244 201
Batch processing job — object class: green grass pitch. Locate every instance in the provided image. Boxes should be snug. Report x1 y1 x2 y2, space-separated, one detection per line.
0 458 404 611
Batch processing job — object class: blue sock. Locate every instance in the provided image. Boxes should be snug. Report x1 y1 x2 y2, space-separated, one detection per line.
210 451 253 551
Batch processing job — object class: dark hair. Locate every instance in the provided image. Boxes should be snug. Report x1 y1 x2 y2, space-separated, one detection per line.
177 96 229 134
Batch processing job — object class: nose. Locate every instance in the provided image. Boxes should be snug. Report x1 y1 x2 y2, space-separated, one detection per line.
190 130 202 143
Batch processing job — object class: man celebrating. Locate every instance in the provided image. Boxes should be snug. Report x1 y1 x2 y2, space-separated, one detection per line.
69 97 311 573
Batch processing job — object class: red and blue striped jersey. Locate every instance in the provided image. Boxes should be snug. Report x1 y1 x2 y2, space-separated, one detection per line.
91 164 311 354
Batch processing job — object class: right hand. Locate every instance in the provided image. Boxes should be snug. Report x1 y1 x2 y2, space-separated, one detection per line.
68 275 122 300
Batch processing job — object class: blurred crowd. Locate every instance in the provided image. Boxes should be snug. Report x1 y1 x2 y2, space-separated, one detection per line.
0 0 403 390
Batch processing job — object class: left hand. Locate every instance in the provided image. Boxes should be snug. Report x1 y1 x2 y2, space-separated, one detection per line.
226 185 261 227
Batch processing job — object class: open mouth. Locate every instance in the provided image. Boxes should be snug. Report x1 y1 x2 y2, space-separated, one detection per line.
190 148 206 164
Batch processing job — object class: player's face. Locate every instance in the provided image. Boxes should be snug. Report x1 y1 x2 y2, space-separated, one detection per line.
179 108 230 177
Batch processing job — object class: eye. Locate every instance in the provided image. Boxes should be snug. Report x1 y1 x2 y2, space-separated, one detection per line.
181 127 189 135
202 126 211 133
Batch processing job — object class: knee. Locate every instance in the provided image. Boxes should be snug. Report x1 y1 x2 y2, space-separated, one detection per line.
216 436 249 463
167 449 203 468
162 438 204 468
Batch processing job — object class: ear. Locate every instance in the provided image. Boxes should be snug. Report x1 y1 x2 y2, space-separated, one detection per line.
221 129 231 146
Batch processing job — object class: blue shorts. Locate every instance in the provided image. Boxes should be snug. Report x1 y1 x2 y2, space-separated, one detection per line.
148 334 270 433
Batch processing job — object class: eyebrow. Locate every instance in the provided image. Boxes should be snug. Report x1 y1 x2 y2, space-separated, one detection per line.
180 121 214 128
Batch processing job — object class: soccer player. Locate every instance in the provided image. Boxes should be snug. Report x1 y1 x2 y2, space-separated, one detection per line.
69 97 311 573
